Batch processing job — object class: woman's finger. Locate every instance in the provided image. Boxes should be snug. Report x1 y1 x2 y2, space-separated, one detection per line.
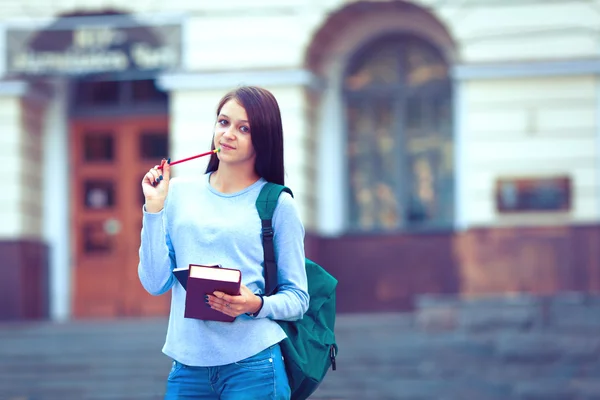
145 167 162 187
142 171 156 187
161 159 171 182
207 296 239 317
206 294 228 308
213 291 238 304
152 160 171 187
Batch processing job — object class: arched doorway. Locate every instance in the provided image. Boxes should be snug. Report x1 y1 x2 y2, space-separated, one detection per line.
304 1 460 312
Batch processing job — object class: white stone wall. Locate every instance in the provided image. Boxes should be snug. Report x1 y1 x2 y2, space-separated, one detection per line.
168 89 221 179
432 0 600 62
0 91 45 239
0 95 24 238
1 0 597 66
462 75 599 225
0 0 598 233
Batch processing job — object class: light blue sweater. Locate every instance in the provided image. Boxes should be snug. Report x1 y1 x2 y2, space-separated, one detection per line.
138 173 309 367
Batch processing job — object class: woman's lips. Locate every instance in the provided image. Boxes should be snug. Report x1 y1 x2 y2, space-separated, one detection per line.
220 143 235 150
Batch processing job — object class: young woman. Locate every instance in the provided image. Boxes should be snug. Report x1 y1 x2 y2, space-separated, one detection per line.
138 86 309 399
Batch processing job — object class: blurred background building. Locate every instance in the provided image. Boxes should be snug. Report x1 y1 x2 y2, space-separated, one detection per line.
0 0 598 322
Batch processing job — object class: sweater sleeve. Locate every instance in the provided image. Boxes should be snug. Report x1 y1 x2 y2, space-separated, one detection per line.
137 193 176 296
255 193 309 321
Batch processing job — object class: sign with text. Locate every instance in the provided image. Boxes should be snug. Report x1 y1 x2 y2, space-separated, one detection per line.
6 18 181 76
495 176 571 213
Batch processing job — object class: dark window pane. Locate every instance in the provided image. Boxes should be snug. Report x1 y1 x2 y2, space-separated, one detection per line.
72 79 168 115
405 38 448 88
76 81 120 105
84 134 114 162
372 97 400 229
140 132 168 159
347 98 400 231
84 180 115 209
405 154 438 224
406 96 424 135
347 100 376 229
405 95 453 226
83 222 112 254
433 94 452 136
132 80 168 102
345 38 401 90
345 34 453 231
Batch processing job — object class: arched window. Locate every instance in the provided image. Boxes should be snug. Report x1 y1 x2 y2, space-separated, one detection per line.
344 34 453 232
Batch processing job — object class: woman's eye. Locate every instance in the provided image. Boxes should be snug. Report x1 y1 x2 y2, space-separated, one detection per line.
218 119 228 126
240 126 250 133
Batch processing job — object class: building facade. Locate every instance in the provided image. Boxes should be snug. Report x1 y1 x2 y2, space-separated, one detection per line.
1 0 599 321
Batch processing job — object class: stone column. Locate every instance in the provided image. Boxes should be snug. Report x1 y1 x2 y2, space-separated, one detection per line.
0 80 50 320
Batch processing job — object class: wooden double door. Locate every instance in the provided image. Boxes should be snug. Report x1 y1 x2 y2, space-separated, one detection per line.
71 116 171 318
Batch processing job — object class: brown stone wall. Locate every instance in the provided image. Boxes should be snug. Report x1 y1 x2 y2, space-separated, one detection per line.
3 226 598 319
307 224 600 313
455 225 600 296
306 231 459 313
0 240 49 320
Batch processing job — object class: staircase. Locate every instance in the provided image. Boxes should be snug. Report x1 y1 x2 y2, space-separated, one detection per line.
1 293 599 399
317 293 600 399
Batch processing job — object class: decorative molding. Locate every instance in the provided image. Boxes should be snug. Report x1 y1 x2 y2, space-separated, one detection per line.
157 69 318 91
1 12 186 30
453 81 467 231
316 71 347 237
597 78 600 220
0 80 28 96
42 79 71 321
0 24 6 78
452 59 600 80
305 0 456 74
0 80 52 107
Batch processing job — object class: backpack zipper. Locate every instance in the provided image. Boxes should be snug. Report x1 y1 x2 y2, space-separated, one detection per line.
330 345 337 371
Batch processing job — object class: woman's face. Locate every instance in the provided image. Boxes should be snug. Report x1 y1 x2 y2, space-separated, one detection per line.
214 99 256 169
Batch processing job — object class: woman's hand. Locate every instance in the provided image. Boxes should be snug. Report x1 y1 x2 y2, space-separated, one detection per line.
207 284 263 318
142 158 171 213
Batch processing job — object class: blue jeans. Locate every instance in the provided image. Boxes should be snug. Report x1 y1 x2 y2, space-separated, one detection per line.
164 343 290 399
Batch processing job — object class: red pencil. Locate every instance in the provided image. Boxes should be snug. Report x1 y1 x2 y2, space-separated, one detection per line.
158 148 220 170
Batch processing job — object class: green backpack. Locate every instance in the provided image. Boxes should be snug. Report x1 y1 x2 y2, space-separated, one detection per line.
256 182 338 400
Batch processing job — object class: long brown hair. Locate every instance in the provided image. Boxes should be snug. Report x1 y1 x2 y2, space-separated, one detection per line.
206 86 285 185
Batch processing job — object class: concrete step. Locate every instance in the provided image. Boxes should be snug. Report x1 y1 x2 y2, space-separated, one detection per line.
2 304 600 400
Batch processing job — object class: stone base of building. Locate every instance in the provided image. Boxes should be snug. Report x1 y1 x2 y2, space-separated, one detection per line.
0 240 49 320
307 224 600 313
2 224 598 320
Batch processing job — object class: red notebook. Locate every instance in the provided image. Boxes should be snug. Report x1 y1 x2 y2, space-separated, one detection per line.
183 264 242 323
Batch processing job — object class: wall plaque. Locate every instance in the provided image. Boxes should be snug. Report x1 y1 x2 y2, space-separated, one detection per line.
496 176 571 213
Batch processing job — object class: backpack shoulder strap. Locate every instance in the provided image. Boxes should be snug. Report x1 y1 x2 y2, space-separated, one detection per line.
256 182 294 295
256 182 293 220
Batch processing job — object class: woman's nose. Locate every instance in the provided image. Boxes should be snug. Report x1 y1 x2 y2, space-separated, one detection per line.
222 126 236 139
